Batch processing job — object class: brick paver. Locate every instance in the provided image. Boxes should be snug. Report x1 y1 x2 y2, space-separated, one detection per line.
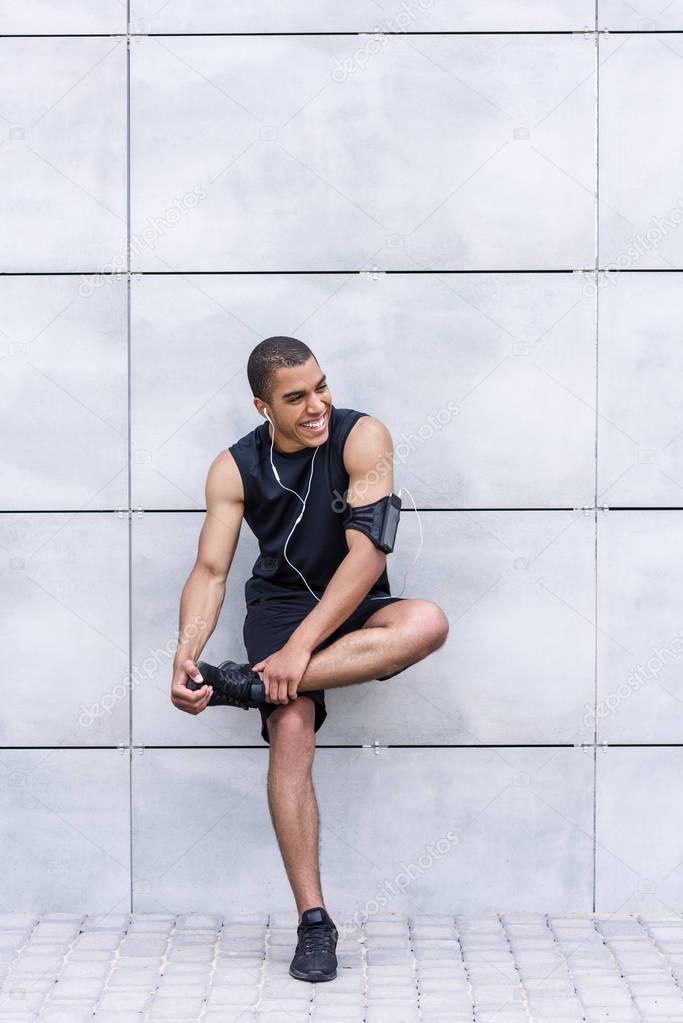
1 911 683 1021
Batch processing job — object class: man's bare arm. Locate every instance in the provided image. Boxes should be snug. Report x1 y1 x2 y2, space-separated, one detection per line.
285 414 395 655
170 450 244 715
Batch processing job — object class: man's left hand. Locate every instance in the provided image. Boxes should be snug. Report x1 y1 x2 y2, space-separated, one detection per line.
251 642 312 705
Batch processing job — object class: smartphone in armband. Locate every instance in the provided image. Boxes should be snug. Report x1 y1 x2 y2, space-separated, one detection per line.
378 492 402 553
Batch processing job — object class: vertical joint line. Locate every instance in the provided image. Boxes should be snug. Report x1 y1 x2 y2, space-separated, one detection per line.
125 0 133 916
593 0 600 916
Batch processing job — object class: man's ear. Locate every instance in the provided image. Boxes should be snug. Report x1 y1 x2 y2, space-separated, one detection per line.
253 397 270 421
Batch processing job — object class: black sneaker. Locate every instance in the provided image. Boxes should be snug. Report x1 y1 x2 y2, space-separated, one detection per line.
289 906 338 983
186 660 265 710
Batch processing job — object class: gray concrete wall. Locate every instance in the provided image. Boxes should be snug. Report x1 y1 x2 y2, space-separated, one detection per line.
1 3 681 917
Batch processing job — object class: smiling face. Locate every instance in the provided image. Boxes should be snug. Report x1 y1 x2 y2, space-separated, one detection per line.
254 355 333 453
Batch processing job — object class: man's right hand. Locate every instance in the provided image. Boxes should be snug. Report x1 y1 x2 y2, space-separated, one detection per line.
171 658 214 715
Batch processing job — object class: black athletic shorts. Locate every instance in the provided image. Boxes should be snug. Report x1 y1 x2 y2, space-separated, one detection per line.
242 590 405 744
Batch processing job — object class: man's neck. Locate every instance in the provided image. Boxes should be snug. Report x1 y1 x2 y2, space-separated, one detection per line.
268 423 308 455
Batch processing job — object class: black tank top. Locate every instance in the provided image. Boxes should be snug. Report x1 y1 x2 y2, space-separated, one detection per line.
229 405 393 606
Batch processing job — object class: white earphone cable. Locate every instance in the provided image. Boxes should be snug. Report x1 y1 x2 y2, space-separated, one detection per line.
266 413 322 602
366 484 422 601
265 412 422 603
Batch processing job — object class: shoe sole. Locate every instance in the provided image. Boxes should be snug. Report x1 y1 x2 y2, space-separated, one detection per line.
288 965 337 982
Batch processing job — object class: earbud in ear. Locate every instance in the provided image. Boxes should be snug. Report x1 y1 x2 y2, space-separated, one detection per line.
264 408 272 423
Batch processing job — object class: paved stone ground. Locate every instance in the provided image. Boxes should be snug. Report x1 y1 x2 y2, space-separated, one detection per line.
1 912 683 1022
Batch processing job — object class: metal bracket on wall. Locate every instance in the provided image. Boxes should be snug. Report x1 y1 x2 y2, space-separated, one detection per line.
362 740 388 756
133 745 144 757
117 742 128 756
360 268 385 282
572 505 612 515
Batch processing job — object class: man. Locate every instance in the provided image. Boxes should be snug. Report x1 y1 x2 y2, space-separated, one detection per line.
170 336 449 983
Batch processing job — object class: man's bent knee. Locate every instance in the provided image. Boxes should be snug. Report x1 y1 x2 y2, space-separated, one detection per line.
405 600 449 657
424 602 449 652
267 698 316 759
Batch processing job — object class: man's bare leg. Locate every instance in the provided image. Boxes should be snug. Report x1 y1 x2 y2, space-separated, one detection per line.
265 697 325 918
262 600 448 920
296 598 448 693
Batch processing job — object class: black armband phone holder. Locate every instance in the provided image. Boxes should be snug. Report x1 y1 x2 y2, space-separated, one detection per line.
342 492 402 553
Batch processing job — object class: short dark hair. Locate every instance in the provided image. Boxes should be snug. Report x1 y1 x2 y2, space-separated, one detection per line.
247 336 317 404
